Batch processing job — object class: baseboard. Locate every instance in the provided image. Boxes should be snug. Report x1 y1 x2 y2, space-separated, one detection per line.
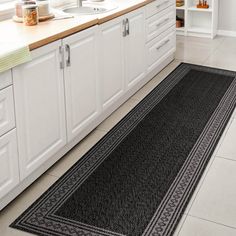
217 30 236 38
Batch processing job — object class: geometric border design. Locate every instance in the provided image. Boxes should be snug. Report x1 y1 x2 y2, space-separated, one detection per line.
10 63 236 236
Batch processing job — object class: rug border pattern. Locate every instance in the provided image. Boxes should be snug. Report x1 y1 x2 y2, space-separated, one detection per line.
10 63 236 236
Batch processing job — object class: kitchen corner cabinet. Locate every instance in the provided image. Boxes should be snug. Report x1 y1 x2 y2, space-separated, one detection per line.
63 26 101 142
13 41 67 180
99 7 146 111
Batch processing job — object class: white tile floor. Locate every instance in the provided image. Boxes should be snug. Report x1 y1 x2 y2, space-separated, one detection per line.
1 35 236 236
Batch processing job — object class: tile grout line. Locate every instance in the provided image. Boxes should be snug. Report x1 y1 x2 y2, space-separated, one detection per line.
45 173 60 179
185 115 234 215
184 155 216 215
175 213 188 236
202 36 227 65
187 214 236 231
215 155 236 162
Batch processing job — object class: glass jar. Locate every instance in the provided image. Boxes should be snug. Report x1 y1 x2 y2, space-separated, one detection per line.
23 4 39 26
15 0 36 18
36 0 50 17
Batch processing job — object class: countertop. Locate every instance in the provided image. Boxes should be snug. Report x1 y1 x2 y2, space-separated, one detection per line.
0 0 154 50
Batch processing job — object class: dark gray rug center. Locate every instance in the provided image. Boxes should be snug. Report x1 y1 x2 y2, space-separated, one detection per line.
11 63 236 236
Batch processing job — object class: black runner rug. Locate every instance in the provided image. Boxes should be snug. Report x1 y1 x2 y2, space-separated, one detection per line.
11 63 236 236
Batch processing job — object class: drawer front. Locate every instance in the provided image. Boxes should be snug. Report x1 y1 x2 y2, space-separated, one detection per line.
147 27 176 72
0 70 12 91
0 86 15 137
0 129 19 199
146 5 175 42
146 0 174 18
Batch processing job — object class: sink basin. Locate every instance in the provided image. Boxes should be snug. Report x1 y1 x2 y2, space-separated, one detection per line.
63 3 118 15
64 6 107 14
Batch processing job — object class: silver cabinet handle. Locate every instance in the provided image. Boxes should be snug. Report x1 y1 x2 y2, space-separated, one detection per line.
65 44 71 67
59 46 64 69
156 0 169 8
123 19 126 37
122 19 127 37
126 18 130 35
156 39 170 50
156 18 170 28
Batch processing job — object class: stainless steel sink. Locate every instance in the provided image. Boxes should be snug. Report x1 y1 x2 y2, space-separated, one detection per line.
63 3 117 15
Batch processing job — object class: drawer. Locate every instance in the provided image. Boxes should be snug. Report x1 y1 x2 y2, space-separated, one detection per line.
0 86 15 137
147 26 176 72
0 70 12 91
146 5 175 42
0 129 19 199
146 0 174 18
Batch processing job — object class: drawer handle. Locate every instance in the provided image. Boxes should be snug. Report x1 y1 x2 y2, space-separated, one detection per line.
156 18 170 28
156 0 169 8
156 39 170 50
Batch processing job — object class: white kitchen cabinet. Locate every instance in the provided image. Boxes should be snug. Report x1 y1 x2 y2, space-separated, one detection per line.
99 8 146 111
0 2 176 211
0 129 19 199
99 16 126 111
147 26 176 72
13 41 67 180
125 8 146 89
63 26 101 142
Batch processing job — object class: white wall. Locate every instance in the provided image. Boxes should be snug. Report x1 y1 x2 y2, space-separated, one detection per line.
218 0 236 32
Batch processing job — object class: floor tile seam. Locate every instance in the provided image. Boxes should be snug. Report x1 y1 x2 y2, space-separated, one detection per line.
175 214 188 236
213 117 234 153
202 37 226 65
96 127 109 132
187 214 236 231
215 155 236 163
186 117 235 214
184 155 217 214
44 173 60 179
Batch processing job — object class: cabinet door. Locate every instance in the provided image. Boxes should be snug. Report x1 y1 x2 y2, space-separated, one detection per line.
63 26 100 142
99 16 125 111
125 8 146 89
13 41 67 180
0 129 19 199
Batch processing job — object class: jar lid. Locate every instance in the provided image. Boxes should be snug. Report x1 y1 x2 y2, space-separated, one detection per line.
22 4 38 9
36 0 49 4
24 1 37 5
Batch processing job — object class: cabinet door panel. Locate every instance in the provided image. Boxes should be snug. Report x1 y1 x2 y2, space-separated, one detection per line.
63 26 100 142
13 41 66 180
125 8 146 89
0 70 12 90
0 86 15 137
0 129 19 199
100 17 125 110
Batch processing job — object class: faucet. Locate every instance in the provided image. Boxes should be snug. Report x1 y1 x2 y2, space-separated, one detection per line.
77 0 83 7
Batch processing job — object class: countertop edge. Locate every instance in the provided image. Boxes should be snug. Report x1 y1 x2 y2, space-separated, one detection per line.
28 19 99 50
1 0 157 51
